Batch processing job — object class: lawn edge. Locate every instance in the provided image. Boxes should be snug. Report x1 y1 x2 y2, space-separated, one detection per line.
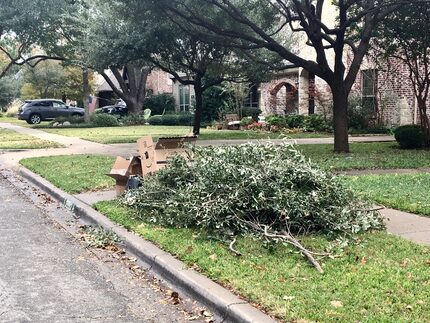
18 166 277 323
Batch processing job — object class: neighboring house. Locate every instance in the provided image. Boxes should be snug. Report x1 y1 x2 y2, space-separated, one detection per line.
95 69 195 112
253 4 428 127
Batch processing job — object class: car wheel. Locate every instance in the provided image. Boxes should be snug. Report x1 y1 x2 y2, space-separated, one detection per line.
28 114 42 124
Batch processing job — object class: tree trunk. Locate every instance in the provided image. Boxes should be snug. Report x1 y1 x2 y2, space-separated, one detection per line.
332 86 350 153
102 66 149 115
417 98 430 147
193 80 204 136
82 68 90 123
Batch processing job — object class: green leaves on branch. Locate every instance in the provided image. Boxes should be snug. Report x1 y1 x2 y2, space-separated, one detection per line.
123 143 383 270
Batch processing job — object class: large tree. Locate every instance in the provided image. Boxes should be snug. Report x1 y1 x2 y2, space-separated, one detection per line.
0 0 79 79
157 0 415 152
82 2 151 115
375 2 430 146
88 0 280 134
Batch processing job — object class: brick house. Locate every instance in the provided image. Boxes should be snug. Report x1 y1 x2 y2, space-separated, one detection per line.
253 4 429 128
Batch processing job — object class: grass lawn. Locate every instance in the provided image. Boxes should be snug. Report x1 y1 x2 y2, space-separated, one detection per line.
0 128 62 149
300 142 430 171
20 155 115 194
344 173 430 216
41 125 329 143
0 116 31 127
18 153 430 321
94 201 430 322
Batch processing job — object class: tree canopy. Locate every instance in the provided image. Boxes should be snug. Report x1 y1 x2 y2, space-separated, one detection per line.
155 0 417 152
375 2 430 146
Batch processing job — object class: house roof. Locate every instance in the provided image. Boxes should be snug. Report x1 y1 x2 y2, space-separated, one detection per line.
96 73 120 93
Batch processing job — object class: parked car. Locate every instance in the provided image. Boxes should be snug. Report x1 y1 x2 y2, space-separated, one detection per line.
96 103 128 118
17 99 85 124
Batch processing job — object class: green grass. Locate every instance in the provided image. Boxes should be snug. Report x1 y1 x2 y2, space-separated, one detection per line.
0 128 62 149
300 142 430 171
41 125 328 143
0 116 31 127
20 155 116 194
344 173 430 216
94 200 430 322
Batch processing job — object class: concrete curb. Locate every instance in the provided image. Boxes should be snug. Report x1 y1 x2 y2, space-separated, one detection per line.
18 167 277 323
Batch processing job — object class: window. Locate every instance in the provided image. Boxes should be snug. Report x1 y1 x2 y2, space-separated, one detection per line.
179 85 191 112
52 102 66 109
243 83 260 108
33 101 51 107
362 69 377 112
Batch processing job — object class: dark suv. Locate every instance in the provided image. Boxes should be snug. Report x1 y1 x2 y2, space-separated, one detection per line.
18 99 85 124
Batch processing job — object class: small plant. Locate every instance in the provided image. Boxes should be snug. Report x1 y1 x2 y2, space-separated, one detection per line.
246 122 266 130
394 124 424 149
80 225 122 249
240 117 254 127
90 113 119 127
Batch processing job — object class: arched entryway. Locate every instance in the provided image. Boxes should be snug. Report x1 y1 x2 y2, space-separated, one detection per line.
270 82 298 114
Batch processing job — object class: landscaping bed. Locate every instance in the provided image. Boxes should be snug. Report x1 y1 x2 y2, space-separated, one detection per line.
344 173 430 216
0 128 62 149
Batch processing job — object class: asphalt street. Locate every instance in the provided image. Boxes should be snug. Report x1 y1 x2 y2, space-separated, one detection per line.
0 176 206 323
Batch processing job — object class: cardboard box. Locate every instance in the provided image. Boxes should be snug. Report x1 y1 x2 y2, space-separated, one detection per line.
108 136 197 196
138 136 196 173
107 156 143 195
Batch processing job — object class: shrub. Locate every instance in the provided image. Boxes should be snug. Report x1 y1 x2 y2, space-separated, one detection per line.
144 93 175 115
161 114 179 126
242 107 261 121
90 113 119 127
285 114 306 128
148 113 194 126
148 115 163 125
203 85 236 123
394 125 424 149
121 114 147 126
124 143 383 262
5 100 22 117
266 115 287 128
303 114 332 132
177 113 194 126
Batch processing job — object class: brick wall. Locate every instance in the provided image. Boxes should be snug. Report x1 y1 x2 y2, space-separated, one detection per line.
146 70 174 95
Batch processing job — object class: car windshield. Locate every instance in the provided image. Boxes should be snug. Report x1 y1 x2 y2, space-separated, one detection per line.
20 103 31 110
